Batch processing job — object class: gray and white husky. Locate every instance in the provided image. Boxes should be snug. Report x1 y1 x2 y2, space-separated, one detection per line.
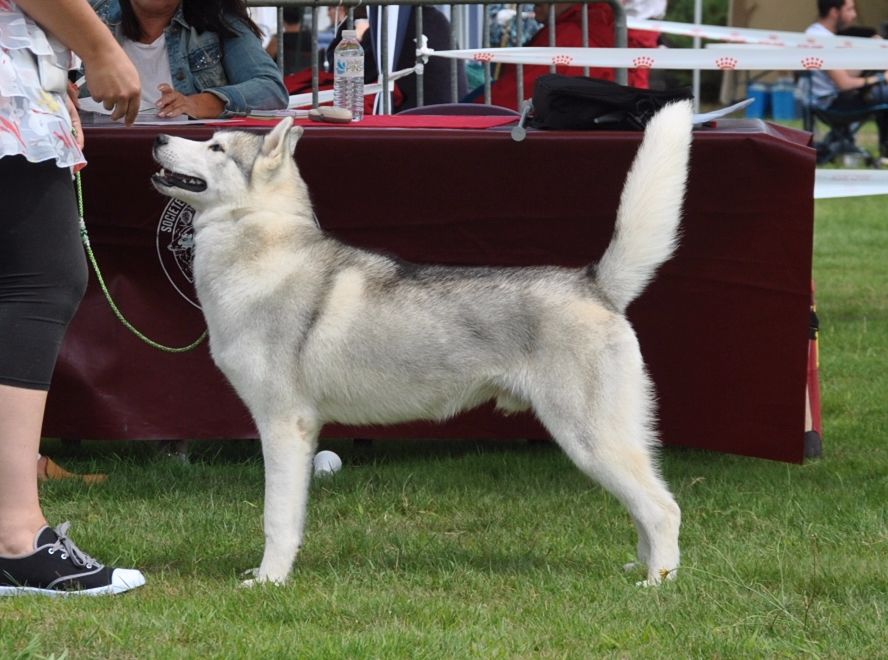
151 102 693 587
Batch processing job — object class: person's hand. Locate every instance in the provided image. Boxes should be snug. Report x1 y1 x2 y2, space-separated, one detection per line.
81 50 141 125
156 84 225 119
863 71 888 88
65 86 84 151
155 83 190 118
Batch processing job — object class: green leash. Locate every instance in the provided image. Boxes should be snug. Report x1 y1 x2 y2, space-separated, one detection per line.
74 172 208 353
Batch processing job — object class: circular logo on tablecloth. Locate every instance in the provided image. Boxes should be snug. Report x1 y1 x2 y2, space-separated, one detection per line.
156 198 200 309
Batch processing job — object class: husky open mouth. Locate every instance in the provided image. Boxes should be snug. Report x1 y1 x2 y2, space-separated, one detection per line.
152 167 207 192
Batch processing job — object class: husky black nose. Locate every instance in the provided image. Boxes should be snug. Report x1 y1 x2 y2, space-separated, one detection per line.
154 134 169 147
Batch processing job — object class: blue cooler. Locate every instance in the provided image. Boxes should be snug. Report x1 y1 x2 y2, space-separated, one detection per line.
746 82 770 119
771 79 799 120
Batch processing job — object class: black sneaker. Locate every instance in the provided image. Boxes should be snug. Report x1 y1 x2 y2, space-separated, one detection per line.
0 522 145 596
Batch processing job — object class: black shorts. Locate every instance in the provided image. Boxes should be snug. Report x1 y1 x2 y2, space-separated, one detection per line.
0 156 88 390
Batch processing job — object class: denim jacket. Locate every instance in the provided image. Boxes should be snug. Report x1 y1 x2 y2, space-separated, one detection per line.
87 0 287 116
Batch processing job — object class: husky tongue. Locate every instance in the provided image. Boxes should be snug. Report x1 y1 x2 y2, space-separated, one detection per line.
153 168 207 192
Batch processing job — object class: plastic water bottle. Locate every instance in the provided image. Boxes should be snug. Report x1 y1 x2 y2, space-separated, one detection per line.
333 29 364 122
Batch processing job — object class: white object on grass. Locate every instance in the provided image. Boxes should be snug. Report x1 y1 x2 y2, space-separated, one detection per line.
313 450 342 477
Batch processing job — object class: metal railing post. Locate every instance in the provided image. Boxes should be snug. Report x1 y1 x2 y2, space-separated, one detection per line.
381 5 390 114
450 4 459 102
604 0 628 85
515 4 524 105
311 4 319 107
548 4 556 75
482 5 491 104
415 6 424 107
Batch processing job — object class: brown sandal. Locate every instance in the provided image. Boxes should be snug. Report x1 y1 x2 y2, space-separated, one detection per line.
37 456 107 485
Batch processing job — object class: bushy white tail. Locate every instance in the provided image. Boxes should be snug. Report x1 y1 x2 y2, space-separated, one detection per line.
596 101 694 313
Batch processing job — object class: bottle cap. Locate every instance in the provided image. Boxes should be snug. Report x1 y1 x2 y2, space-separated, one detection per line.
342 29 357 39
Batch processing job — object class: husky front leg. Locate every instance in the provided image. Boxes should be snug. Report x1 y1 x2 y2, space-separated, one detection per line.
248 414 319 586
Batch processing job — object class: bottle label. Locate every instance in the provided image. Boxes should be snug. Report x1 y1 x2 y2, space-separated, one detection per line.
335 56 363 77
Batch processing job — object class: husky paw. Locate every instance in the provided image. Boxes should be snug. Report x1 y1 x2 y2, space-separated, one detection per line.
239 568 261 588
635 567 678 587
239 567 289 587
240 576 288 588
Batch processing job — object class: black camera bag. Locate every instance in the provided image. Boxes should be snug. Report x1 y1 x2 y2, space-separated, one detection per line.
530 74 693 130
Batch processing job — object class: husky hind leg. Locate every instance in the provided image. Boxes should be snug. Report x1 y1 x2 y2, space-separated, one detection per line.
541 406 680 585
527 358 681 586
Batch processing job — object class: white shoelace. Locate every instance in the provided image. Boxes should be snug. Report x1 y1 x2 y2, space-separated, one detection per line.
47 522 102 570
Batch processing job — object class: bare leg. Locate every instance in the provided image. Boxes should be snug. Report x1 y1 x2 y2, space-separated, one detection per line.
0 384 49 557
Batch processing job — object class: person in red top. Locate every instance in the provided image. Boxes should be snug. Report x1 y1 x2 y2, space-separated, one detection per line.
486 2 660 110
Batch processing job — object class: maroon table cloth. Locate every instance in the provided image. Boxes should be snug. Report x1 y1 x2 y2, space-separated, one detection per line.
43 118 815 463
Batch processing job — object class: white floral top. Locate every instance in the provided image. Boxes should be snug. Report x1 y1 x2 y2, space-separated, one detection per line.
0 1 84 169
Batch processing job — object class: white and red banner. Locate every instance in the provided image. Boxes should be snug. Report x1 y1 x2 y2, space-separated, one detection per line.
419 45 888 71
814 169 888 199
627 18 888 49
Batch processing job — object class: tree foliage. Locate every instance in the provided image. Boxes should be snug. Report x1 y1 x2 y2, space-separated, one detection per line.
661 0 731 101
664 0 729 27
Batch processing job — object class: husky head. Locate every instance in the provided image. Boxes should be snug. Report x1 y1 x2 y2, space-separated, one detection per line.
151 118 305 211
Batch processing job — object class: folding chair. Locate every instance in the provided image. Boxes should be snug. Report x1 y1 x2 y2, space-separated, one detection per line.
806 104 888 166
799 72 888 167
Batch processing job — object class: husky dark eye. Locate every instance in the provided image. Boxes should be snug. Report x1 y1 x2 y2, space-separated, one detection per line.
209 144 225 153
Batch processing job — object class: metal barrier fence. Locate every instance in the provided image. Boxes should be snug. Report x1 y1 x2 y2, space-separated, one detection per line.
245 0 627 112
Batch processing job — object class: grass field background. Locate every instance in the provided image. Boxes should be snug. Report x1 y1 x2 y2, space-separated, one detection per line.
1 160 886 658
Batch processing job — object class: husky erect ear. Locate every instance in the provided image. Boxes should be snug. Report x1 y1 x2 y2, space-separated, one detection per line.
286 125 304 156
261 117 304 160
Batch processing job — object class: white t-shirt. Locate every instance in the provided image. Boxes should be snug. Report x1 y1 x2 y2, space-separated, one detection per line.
248 7 277 47
804 22 839 108
122 34 174 109
623 0 667 20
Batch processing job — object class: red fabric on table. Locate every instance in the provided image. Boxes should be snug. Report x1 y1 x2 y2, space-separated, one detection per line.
212 115 519 130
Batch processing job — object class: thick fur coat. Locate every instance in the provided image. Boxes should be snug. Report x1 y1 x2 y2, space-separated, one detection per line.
152 101 694 587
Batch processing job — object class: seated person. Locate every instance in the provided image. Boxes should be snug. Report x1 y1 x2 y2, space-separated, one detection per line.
265 8 313 76
489 3 541 48
483 1 664 110
805 0 888 161
83 0 288 118
474 4 541 91
319 5 368 54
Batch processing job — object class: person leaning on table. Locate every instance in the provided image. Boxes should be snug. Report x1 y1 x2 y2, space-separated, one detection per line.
83 0 288 119
0 0 146 596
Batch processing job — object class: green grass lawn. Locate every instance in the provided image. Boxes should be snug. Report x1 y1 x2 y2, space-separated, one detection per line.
2 196 886 659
